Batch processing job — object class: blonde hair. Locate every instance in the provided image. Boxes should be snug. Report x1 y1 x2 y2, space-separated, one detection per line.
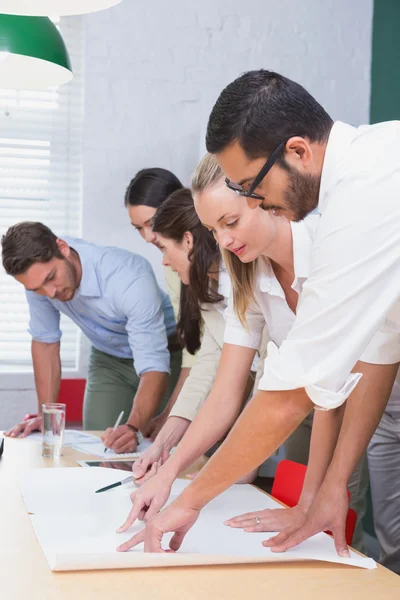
191 153 257 327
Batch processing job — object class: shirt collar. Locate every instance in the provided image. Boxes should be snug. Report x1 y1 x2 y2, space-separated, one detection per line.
70 241 101 298
291 216 318 282
258 215 319 294
318 121 356 213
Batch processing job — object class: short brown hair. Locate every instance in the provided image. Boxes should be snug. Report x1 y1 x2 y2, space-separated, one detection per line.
1 222 63 276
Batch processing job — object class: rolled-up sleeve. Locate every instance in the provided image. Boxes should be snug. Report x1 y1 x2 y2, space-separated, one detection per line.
120 271 170 376
223 293 265 350
259 176 400 410
26 291 61 343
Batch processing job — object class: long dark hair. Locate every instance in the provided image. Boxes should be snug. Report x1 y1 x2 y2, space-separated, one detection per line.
124 168 183 209
152 188 222 355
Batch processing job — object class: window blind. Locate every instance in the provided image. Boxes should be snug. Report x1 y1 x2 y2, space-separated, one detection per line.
0 16 84 372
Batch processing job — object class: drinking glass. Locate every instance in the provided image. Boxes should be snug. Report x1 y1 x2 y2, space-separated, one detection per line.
42 403 66 458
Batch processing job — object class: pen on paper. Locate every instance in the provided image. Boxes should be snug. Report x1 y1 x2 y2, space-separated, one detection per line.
95 475 133 494
104 410 124 453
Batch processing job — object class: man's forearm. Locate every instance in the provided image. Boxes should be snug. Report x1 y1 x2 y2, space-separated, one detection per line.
326 361 398 487
128 371 168 432
32 340 61 412
181 388 313 510
299 405 345 509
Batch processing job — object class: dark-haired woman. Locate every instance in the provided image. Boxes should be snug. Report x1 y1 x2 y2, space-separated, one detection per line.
124 168 196 438
131 188 258 485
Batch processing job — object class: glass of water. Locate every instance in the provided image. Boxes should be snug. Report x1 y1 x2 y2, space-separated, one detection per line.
42 403 66 458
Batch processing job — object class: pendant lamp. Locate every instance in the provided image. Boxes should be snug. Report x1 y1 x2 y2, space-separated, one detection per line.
0 15 72 89
0 0 122 16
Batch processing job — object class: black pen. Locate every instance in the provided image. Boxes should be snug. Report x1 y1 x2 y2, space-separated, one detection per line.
95 475 132 494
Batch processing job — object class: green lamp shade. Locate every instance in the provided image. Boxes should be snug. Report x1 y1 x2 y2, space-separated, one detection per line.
0 1 122 17
0 15 72 90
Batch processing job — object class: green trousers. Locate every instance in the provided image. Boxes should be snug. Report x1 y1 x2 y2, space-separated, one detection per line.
83 346 182 431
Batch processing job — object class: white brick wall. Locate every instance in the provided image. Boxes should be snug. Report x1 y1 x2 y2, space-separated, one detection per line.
81 0 373 271
0 0 373 428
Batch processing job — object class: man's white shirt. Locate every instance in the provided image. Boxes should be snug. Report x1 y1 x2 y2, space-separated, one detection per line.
224 121 400 409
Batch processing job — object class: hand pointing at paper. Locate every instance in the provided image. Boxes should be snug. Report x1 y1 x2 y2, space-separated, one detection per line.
117 470 174 534
117 497 200 553
117 385 313 554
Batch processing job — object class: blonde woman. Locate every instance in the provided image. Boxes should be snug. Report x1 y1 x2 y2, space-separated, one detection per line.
117 155 398 556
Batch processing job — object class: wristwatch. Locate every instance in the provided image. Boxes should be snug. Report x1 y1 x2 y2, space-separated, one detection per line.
126 423 144 445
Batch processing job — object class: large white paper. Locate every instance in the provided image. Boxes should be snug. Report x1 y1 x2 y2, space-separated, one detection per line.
25 430 152 458
21 468 376 571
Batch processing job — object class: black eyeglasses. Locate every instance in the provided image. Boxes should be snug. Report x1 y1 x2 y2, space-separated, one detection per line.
225 135 301 200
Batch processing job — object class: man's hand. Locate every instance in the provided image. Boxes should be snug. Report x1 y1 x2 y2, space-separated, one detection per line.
132 442 170 485
224 504 307 533
101 424 138 453
5 416 43 438
117 470 174 533
117 497 200 553
144 411 169 441
265 479 350 557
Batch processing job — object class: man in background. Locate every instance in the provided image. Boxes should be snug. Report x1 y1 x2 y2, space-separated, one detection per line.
2 221 181 453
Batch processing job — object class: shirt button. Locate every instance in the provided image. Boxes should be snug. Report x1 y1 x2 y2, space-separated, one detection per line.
108 336 112 341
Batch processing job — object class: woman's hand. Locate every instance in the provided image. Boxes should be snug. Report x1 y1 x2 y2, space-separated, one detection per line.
132 441 170 485
117 470 174 533
224 504 307 532
117 496 200 553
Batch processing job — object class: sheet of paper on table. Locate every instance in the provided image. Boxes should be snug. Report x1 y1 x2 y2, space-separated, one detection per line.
26 430 152 458
21 467 376 572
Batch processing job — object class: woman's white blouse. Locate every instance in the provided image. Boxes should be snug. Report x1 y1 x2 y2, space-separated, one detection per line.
224 207 400 410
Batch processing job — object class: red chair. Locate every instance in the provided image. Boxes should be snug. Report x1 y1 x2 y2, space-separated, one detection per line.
58 379 86 426
271 459 357 546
